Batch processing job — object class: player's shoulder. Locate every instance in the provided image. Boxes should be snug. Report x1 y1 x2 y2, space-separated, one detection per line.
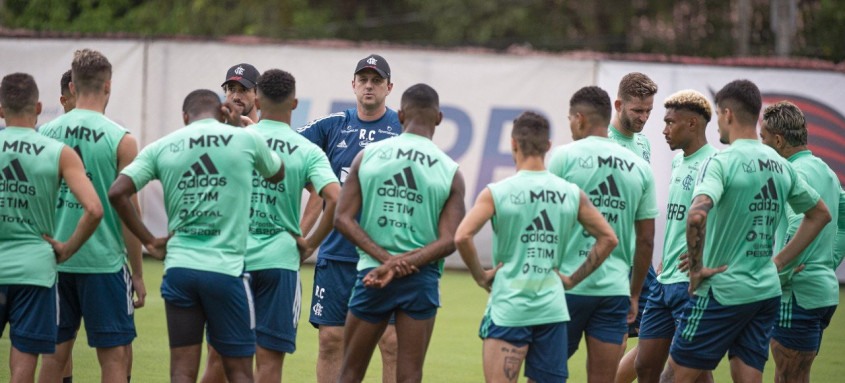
297 110 349 133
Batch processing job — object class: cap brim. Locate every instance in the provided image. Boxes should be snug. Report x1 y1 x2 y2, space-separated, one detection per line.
222 77 256 89
355 66 389 79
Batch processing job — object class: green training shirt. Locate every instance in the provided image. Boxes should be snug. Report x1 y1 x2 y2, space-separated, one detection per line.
40 109 129 273
356 133 458 272
486 170 580 326
549 136 658 296
245 120 338 272
658 144 719 284
120 118 282 277
773 150 841 309
692 140 819 305
609 124 651 163
0 127 65 287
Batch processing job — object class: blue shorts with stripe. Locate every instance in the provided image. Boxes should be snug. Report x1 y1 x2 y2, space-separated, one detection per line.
630 265 658 337
639 281 690 339
251 268 301 353
57 265 136 347
670 289 779 372
309 258 357 327
348 264 440 323
772 293 836 352
565 294 629 357
161 268 255 357
0 284 58 354
479 315 569 383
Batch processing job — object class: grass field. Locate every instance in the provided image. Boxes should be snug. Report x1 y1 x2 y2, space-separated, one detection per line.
3 257 845 381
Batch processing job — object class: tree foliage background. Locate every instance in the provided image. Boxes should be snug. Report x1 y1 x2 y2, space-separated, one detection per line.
1 0 843 62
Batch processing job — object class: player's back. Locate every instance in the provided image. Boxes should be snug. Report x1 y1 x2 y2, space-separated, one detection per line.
0 127 65 286
694 139 819 305
548 136 657 296
122 118 279 277
40 109 128 273
775 150 841 309
486 170 580 327
356 133 458 271
245 120 337 271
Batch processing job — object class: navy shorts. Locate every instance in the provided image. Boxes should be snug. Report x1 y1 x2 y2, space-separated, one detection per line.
772 294 836 352
639 281 690 339
251 268 301 353
0 284 58 354
161 268 256 357
348 264 440 323
479 315 569 383
670 289 779 372
565 294 629 356
57 265 136 347
630 266 657 337
309 258 357 327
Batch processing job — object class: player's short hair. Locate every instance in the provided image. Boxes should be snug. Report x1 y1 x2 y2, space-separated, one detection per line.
618 72 658 101
256 69 296 104
664 89 712 123
0 72 39 116
714 79 761 125
182 89 221 117
512 111 550 156
570 86 612 123
401 83 439 112
60 69 73 96
763 101 807 146
71 49 112 94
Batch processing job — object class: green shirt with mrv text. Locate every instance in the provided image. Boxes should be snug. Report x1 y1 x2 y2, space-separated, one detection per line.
548 136 658 296
773 150 841 309
609 124 651 163
486 170 580 326
692 140 819 305
0 127 64 287
246 120 338 272
120 118 282 277
659 144 719 284
356 133 458 272
39 109 129 273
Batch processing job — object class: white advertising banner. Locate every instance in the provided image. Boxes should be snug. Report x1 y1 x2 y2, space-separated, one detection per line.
597 61 845 279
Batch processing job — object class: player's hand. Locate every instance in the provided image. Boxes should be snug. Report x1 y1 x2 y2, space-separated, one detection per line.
145 236 170 260
389 257 419 278
627 296 639 324
475 262 503 292
363 265 396 289
43 234 73 263
678 253 689 272
240 115 255 126
557 270 576 290
221 101 245 127
132 274 147 308
297 236 315 264
687 264 727 295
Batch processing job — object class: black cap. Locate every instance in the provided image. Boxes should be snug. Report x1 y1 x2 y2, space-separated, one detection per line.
354 54 391 81
222 63 259 89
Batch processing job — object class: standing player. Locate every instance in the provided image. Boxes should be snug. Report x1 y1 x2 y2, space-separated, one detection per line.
37 49 145 383
663 80 831 382
108 89 284 382
222 63 260 125
202 69 341 383
0 72 102 383
760 101 845 383
548 86 657 383
334 83 465 383
455 111 618 383
634 90 717 383
298 53 401 383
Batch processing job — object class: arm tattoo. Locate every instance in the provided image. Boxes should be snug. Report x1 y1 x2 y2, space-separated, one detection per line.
686 196 714 272
571 245 601 285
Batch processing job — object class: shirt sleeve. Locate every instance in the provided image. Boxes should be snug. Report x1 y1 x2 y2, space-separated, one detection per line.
120 142 158 191
307 147 339 194
247 129 283 179
636 168 659 220
692 155 724 205
785 169 820 215
297 117 328 150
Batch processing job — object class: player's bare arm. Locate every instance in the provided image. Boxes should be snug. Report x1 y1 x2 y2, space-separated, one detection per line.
773 199 831 270
334 152 392 263
117 134 146 308
45 146 104 263
299 183 323 235
455 188 501 292
628 218 655 323
685 194 726 293
561 190 619 290
108 175 169 260
301 182 341 263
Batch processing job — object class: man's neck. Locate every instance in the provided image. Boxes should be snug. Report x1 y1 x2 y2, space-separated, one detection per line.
259 109 291 125
3 116 36 128
610 117 633 137
682 136 708 157
780 145 807 159
515 155 545 171
357 104 387 122
402 122 433 140
74 94 107 114
586 126 609 139
729 125 758 143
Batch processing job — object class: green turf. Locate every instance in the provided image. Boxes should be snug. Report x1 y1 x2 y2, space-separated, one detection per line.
3 258 845 381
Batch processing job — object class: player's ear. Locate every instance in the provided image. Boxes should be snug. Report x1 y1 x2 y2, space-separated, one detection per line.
0 106 5 119
104 79 111 96
254 97 261 111
398 109 405 124
182 112 189 125
435 111 442 126
510 137 518 154
69 81 76 96
291 98 299 111
35 101 42 116
614 99 623 113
